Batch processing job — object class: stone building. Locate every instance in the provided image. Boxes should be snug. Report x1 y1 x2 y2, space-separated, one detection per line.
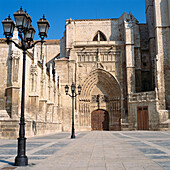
0 0 169 138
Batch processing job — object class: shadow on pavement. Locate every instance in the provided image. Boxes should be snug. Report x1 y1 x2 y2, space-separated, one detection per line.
0 159 14 166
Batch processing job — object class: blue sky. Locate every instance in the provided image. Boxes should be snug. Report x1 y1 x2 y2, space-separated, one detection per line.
0 0 146 40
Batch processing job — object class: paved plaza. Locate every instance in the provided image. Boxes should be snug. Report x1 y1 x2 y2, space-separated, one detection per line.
0 131 170 170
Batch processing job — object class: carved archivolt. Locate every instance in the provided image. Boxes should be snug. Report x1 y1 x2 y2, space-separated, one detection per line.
78 69 121 128
80 69 121 99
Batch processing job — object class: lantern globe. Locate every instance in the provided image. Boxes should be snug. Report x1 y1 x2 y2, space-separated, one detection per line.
37 15 50 39
2 15 15 38
25 25 35 41
13 7 28 30
65 85 69 95
26 13 32 30
71 83 76 92
78 85 82 95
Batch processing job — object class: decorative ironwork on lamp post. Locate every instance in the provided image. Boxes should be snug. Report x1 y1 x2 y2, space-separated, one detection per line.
65 83 82 139
2 7 50 166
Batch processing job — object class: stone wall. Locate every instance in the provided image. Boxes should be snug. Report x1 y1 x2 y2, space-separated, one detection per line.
0 120 62 139
0 39 9 110
154 0 170 110
35 40 60 63
0 31 62 139
128 91 159 130
56 12 159 131
1 0 170 136
55 58 75 131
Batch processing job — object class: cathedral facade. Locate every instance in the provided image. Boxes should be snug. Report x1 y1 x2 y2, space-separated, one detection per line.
0 0 170 138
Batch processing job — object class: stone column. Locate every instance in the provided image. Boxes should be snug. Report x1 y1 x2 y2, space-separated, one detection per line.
46 63 54 122
29 63 39 121
145 0 156 90
49 63 53 102
6 29 21 119
54 69 57 105
39 56 47 121
124 19 136 129
154 0 170 110
53 70 58 123
124 20 136 94
53 72 62 125
134 24 142 92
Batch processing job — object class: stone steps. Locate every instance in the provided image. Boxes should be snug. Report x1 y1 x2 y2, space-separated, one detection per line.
159 119 170 130
121 119 170 131
121 122 130 131
0 110 10 120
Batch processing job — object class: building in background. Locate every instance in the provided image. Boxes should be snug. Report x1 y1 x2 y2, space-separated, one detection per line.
0 0 169 138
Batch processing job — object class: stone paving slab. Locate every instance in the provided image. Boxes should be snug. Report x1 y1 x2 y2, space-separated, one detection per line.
1 131 170 169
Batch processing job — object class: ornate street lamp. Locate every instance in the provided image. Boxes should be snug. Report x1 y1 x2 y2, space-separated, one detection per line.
65 83 82 139
65 85 69 95
2 15 15 38
37 15 50 39
37 15 49 60
78 85 82 95
2 7 50 166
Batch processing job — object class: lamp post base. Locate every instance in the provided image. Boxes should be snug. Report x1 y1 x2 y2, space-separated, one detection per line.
71 127 75 139
71 134 76 139
15 137 28 166
15 156 28 166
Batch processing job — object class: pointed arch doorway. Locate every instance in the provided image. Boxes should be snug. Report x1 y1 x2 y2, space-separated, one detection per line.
79 69 121 131
91 109 109 130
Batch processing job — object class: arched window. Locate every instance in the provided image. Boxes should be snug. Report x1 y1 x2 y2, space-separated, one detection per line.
93 31 107 41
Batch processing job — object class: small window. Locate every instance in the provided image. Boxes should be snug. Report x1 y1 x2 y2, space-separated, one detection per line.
143 107 148 111
93 34 98 41
93 31 107 41
138 107 142 111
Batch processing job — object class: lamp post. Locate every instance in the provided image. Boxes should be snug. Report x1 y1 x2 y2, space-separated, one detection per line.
2 7 50 166
65 83 82 139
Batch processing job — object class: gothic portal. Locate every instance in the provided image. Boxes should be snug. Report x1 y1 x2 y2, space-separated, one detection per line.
79 69 121 130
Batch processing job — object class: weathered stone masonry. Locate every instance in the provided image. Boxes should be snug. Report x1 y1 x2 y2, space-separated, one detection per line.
0 0 170 139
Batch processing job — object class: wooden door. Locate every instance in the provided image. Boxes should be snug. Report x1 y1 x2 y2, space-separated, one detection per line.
91 110 109 130
137 106 149 130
